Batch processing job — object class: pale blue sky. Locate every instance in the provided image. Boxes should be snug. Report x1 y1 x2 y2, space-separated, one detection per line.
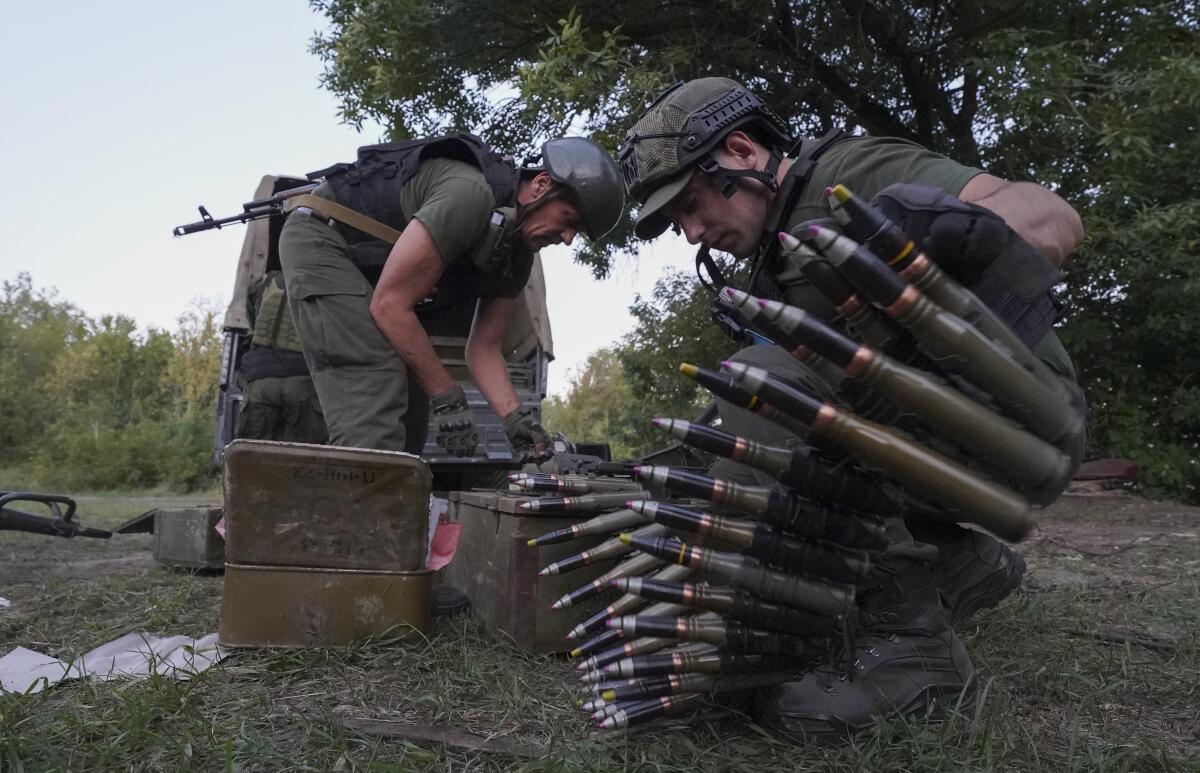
0 1 695 394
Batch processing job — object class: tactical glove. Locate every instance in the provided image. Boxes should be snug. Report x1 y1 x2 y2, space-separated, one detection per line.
866 183 1058 289
504 407 554 463
431 385 477 457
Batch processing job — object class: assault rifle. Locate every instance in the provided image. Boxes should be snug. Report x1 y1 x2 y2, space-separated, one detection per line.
0 492 111 538
172 182 319 237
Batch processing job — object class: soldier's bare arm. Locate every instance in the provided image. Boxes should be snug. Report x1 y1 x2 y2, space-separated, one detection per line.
959 173 1084 267
369 219 458 395
466 296 522 418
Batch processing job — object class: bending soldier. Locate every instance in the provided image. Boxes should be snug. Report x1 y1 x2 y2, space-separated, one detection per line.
619 77 1086 742
235 271 328 445
279 135 622 460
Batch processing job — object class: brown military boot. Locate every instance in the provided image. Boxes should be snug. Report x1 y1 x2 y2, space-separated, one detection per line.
910 521 1026 626
755 600 975 745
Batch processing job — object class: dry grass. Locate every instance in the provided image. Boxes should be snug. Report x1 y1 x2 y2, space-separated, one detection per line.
1 492 1198 771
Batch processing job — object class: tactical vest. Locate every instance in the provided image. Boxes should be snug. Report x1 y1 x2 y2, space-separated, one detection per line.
307 133 520 283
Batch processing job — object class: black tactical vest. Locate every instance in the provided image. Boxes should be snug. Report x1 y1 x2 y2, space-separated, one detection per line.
306 134 520 283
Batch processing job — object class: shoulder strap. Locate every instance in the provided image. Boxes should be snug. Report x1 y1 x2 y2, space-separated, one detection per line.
286 194 402 244
747 128 849 293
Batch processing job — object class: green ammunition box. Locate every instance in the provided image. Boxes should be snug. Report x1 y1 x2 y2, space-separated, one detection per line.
443 489 641 653
153 506 224 570
223 440 432 571
219 563 431 648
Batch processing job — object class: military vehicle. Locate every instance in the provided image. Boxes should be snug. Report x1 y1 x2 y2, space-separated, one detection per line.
211 175 555 488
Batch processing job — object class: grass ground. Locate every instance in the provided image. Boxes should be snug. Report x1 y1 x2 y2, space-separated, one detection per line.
1 491 1197 772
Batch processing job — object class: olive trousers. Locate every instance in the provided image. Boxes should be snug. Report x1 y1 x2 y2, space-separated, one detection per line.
278 209 428 453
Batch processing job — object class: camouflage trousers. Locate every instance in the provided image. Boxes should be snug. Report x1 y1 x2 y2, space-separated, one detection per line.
236 375 328 445
278 209 428 453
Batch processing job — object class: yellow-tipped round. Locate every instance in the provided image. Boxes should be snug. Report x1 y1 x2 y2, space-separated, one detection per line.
617 532 634 545
569 647 583 658
679 363 699 378
525 538 537 547
830 183 853 203
600 689 616 701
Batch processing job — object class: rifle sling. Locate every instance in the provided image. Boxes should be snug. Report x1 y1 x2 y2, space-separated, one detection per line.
286 194 403 245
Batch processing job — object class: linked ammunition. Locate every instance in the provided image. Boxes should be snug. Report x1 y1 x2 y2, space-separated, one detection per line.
755 296 1074 500
804 224 1080 448
720 361 1035 541
509 473 641 494
600 650 790 679
579 615 719 671
570 599 691 658
777 233 910 351
594 671 792 705
627 488 887 551
581 643 716 682
527 507 651 547
638 500 870 582
612 576 840 635
538 523 667 576
650 416 902 515
620 533 854 617
565 563 692 640
570 628 625 659
608 615 815 656
634 465 771 513
598 693 707 730
678 363 809 436
519 491 650 514
550 551 668 609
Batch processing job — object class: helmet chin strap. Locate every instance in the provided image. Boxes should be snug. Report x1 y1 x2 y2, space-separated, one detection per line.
697 147 785 199
514 182 571 227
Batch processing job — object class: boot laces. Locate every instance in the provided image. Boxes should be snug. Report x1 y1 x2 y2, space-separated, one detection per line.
814 610 900 689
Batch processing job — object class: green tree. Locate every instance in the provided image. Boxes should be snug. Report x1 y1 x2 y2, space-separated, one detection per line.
0 274 88 466
542 348 645 459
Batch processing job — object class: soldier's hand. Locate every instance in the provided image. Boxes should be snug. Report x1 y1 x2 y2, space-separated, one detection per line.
504 408 554 463
431 386 477 457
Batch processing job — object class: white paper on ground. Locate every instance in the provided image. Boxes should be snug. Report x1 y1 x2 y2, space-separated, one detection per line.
0 647 80 694
0 632 227 695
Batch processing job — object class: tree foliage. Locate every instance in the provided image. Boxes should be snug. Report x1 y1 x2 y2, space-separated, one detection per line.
0 273 221 491
311 0 1200 499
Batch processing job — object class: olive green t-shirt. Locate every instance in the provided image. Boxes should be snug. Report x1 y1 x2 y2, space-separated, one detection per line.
400 158 533 300
768 135 1077 383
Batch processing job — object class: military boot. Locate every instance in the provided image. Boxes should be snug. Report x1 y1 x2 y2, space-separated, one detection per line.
755 600 975 745
909 520 1026 626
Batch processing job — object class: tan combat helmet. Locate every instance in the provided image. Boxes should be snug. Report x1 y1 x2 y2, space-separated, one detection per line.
618 78 794 239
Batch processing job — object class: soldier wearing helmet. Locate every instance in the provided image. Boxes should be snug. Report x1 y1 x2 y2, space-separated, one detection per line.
280 134 622 459
620 78 1085 743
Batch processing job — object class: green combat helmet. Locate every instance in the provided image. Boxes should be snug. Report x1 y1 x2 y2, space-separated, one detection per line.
533 137 625 240
619 78 794 239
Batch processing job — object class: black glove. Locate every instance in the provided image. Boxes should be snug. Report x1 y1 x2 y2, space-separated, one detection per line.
503 408 554 462
867 183 1052 288
431 385 477 457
